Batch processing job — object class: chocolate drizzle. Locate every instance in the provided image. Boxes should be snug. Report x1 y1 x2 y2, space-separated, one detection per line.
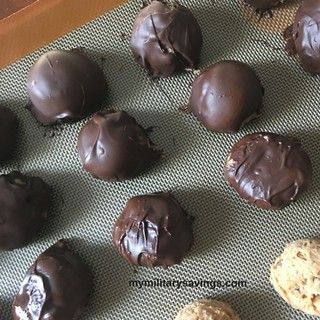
112 192 194 267
130 0 203 77
12 240 93 320
224 133 312 209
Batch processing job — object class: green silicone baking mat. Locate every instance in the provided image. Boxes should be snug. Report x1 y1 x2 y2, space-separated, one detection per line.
1 0 319 319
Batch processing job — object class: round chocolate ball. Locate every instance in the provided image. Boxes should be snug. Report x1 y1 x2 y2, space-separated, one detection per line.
12 240 93 320
27 49 107 125
77 111 161 181
243 0 283 14
130 0 203 78
189 60 264 133
270 239 320 316
112 192 194 267
175 299 240 320
224 133 312 210
0 171 51 250
0 105 18 163
284 0 320 75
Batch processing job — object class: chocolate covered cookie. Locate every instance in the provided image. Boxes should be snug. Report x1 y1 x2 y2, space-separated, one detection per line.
12 240 93 320
130 0 202 77
27 49 107 125
0 171 50 250
189 61 264 133
284 0 320 75
113 192 193 267
224 133 312 209
77 111 161 181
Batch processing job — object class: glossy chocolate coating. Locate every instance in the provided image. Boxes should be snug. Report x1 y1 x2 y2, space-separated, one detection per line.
284 0 320 75
224 133 312 210
77 110 161 181
189 61 264 133
0 171 50 251
112 192 194 267
0 105 18 162
130 0 202 77
243 0 283 13
12 240 93 320
27 49 107 125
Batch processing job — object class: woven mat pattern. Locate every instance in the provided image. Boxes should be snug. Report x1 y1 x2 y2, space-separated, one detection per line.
1 0 319 319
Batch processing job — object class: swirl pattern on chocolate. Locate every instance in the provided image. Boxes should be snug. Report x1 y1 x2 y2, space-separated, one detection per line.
77 111 161 181
284 0 320 75
224 133 312 209
130 0 203 78
0 171 51 251
27 49 107 125
112 192 194 267
12 240 93 320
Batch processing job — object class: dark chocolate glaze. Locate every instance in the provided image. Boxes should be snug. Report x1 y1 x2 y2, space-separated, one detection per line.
0 105 18 162
112 192 194 267
12 240 93 320
224 133 312 210
284 0 320 74
189 60 264 133
0 171 50 251
26 49 107 125
130 0 203 77
243 0 283 13
77 111 161 181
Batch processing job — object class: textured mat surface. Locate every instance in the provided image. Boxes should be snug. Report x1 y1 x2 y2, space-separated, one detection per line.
1 0 319 319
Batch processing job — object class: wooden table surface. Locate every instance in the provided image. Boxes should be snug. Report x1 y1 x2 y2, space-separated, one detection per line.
0 0 125 68
0 0 37 20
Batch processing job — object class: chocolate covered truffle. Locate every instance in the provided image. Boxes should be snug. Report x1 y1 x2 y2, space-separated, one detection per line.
224 133 312 209
77 110 161 181
243 0 283 15
130 0 203 78
112 192 193 267
27 49 107 125
0 171 50 251
284 0 320 75
0 105 18 162
12 240 93 320
189 61 264 133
